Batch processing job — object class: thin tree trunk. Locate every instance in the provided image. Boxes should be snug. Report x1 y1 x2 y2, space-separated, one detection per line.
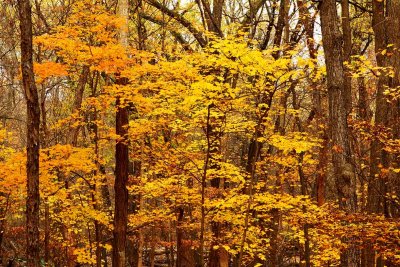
149 234 155 267
113 0 130 265
113 94 129 266
199 105 211 267
17 0 41 266
292 86 311 267
71 66 89 145
44 198 50 263
272 0 288 59
135 0 147 50
207 106 228 267
127 160 143 267
342 0 352 114
297 0 327 207
366 1 388 265
260 0 276 50
203 3 228 266
199 0 224 37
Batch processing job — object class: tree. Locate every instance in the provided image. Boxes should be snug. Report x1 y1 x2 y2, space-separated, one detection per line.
17 0 41 265
113 0 130 265
319 0 356 265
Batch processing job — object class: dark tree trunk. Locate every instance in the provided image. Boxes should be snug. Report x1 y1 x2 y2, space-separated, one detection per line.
200 0 224 37
127 160 143 267
272 0 288 59
371 2 400 267
201 3 228 266
320 0 357 266
44 199 50 263
212 0 224 32
113 93 129 267
207 106 228 267
342 0 352 114
176 207 195 267
320 0 355 212
135 0 147 50
366 1 389 265
17 0 41 266
112 0 130 265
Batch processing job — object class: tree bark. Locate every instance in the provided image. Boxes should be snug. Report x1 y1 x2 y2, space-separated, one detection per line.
135 0 147 50
320 0 355 211
146 0 207 47
113 0 130 266
127 160 143 267
342 0 353 114
320 0 357 266
366 1 389 265
113 94 129 267
176 207 195 267
199 0 224 37
297 0 327 208
70 66 89 145
17 0 41 266
207 116 229 267
272 0 289 59
371 2 400 266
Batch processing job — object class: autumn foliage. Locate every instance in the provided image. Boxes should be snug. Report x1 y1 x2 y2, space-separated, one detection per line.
1 0 400 266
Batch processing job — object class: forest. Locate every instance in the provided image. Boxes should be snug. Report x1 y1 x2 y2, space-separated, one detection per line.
0 0 399 266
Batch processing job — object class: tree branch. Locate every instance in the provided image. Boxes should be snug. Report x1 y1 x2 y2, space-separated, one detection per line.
145 0 207 47
140 12 194 51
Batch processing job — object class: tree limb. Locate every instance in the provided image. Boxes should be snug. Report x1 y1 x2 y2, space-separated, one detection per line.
140 12 194 51
145 0 207 47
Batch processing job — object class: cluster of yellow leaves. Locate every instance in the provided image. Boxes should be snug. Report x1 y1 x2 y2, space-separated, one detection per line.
35 0 129 73
34 62 68 83
269 132 322 154
0 128 15 160
73 247 96 264
0 152 26 205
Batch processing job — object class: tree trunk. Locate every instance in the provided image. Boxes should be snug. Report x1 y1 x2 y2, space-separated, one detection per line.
342 0 352 114
135 0 147 50
202 4 228 265
199 0 224 37
71 66 89 145
320 0 357 266
17 0 41 266
207 105 228 267
44 199 50 263
272 0 288 59
176 207 195 267
366 1 389 265
297 0 327 207
113 94 129 266
112 0 130 265
127 160 143 267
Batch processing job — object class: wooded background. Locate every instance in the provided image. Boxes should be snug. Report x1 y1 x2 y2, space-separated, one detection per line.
0 0 399 266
